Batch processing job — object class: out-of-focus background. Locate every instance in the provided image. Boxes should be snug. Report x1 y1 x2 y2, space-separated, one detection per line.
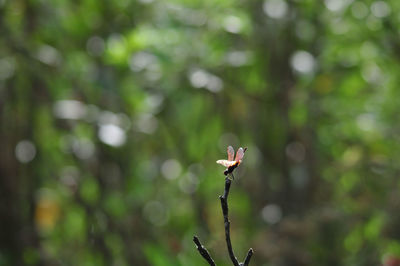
1 0 400 265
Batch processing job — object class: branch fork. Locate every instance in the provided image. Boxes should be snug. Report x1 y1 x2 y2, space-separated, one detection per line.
194 177 253 265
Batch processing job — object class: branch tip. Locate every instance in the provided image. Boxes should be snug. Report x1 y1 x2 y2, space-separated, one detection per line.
192 235 216 266
242 248 254 266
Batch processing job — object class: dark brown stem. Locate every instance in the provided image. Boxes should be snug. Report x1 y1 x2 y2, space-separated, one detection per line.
193 236 216 266
219 177 240 266
194 176 254 265
242 248 254 266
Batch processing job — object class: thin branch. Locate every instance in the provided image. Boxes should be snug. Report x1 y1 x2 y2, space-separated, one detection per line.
219 177 240 266
242 248 254 266
194 175 254 265
193 236 216 266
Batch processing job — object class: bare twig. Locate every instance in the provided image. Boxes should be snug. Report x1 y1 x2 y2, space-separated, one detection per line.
193 236 216 266
242 248 254 266
193 176 254 265
219 177 240 266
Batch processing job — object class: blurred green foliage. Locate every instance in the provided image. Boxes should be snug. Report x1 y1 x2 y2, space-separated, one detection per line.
1 0 400 265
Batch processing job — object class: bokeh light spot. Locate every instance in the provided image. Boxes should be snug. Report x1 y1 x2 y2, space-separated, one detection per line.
36 45 61 66
223 15 243 34
263 0 288 19
53 100 87 120
261 204 282 224
371 1 391 18
15 140 37 163
189 69 223 93
0 57 15 80
226 51 252 67
135 113 158 134
324 0 349 12
72 138 95 160
129 51 157 72
189 69 209 88
290 50 316 75
351 2 369 19
98 124 126 147
161 159 182 180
